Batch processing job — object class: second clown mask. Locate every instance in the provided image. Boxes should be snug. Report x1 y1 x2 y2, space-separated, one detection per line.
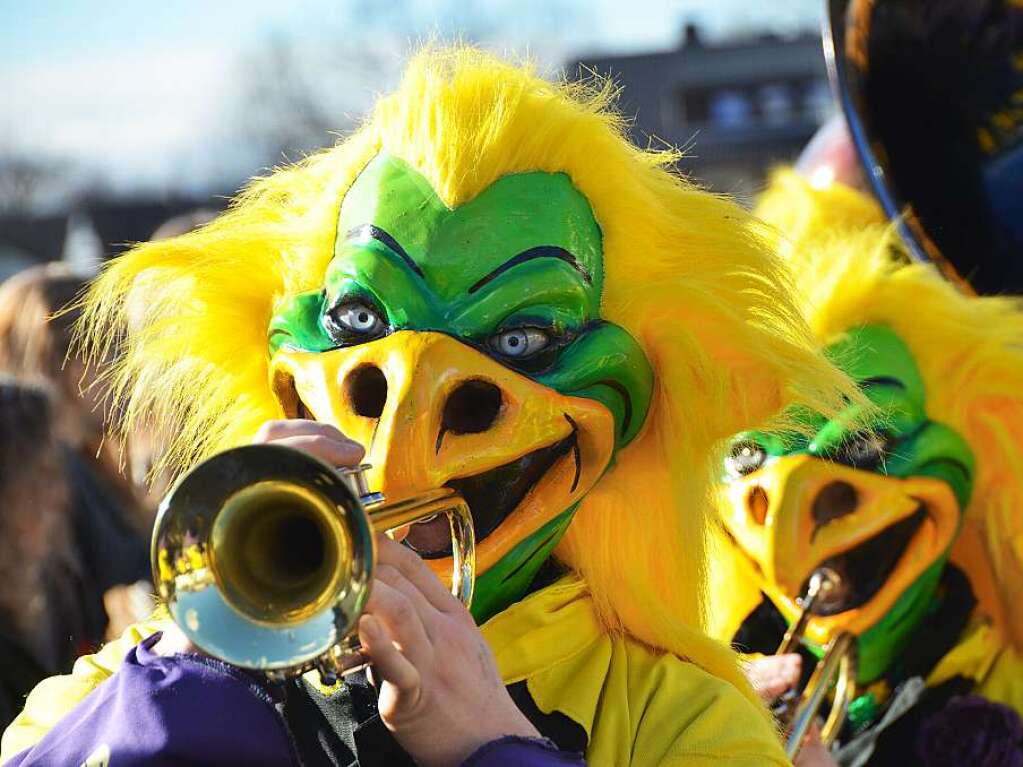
718 324 973 684
268 154 652 622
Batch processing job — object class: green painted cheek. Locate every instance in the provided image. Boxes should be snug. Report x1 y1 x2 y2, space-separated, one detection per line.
853 559 947 683
847 423 973 682
538 323 653 448
880 421 974 508
472 507 576 624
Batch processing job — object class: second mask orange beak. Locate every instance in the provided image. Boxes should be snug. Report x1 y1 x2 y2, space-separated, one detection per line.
718 455 960 644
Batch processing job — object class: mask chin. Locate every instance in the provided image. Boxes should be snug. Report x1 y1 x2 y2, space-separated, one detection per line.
468 507 579 623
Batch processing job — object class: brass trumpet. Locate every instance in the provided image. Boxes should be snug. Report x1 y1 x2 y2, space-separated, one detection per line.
774 568 857 759
152 444 475 682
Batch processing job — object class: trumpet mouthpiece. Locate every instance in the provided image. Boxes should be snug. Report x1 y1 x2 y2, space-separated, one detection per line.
807 567 848 611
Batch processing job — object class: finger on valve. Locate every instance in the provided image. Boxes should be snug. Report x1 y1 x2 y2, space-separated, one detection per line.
363 576 434 667
358 615 421 698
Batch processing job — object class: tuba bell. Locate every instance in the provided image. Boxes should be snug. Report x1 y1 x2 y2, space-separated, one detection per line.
151 443 475 683
824 0 1023 295
772 568 858 759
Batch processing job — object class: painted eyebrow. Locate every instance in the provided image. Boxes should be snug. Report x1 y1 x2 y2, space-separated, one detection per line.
860 375 906 390
345 224 424 278
918 456 972 485
468 246 592 294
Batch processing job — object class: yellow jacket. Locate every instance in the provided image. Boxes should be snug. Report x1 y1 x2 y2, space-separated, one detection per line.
927 615 1023 712
2 578 789 766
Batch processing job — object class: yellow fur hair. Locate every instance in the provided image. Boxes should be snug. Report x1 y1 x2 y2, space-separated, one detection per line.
756 168 1023 649
78 48 859 702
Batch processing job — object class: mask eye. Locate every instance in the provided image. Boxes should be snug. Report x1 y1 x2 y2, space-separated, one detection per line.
324 300 387 345
489 327 550 359
833 430 888 470
726 440 767 477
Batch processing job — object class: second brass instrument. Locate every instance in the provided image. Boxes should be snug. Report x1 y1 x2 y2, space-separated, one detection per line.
774 568 857 759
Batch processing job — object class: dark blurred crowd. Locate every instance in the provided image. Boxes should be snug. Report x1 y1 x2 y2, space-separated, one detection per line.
0 211 214 729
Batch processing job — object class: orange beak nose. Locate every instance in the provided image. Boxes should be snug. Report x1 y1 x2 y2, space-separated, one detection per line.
270 330 615 576
718 455 960 643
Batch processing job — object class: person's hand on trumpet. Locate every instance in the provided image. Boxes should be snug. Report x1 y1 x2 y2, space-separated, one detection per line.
157 419 542 767
744 654 840 767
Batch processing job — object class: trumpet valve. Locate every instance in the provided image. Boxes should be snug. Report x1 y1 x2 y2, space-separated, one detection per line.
338 464 385 506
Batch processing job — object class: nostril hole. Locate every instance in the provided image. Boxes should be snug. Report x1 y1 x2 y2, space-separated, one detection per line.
346 365 388 419
747 486 769 525
442 380 502 435
812 481 859 527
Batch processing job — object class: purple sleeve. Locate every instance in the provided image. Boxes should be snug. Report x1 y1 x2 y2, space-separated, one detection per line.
5 633 297 767
461 736 586 766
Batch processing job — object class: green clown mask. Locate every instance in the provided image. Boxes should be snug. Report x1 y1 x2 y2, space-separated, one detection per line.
718 324 975 683
268 154 653 622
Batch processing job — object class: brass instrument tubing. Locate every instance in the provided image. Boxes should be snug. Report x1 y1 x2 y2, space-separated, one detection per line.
785 632 856 759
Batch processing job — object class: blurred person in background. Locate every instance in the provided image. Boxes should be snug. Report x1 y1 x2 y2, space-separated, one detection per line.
149 208 217 242
0 379 89 730
0 263 151 641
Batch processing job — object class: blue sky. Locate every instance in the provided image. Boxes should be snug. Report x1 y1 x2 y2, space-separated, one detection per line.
0 1 820 65
0 0 821 194
1 2 328 67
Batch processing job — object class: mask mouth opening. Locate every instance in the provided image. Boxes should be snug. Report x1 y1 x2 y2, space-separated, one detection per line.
799 505 927 616
405 425 580 559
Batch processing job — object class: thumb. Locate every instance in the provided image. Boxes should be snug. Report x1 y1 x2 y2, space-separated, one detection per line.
745 654 802 702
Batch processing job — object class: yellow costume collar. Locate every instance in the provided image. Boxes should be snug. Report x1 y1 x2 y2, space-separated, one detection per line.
485 577 791 766
485 576 599 681
927 616 1023 711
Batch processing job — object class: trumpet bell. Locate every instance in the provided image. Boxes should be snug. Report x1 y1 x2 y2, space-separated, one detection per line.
153 444 375 674
211 481 353 626
153 443 475 680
